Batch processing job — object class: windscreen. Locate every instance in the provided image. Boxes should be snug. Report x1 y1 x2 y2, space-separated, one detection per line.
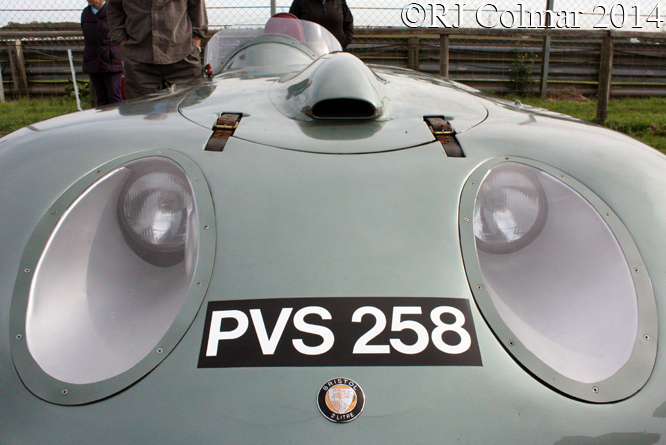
205 18 342 74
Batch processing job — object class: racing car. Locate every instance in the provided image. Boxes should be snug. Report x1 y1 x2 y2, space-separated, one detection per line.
0 15 663 444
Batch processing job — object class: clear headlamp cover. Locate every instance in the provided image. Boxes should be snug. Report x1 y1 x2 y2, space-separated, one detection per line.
471 162 639 385
26 157 200 385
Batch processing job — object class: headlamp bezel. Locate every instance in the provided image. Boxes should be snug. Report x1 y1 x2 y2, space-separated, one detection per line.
460 156 657 403
9 150 216 405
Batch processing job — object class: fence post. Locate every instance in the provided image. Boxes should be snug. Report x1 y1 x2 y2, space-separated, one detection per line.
270 0 276 17
540 36 551 99
539 0 554 99
596 34 613 123
67 49 82 111
439 34 449 78
8 40 29 97
407 36 419 70
0 60 5 102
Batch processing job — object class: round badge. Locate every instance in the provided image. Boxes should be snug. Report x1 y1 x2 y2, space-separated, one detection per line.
317 378 365 423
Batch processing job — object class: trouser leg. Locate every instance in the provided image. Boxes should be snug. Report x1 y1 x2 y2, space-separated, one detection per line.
122 58 164 99
104 72 123 104
88 73 109 106
123 51 202 100
159 49 202 87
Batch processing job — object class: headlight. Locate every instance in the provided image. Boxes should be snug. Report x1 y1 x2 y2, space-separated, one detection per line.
10 152 215 405
460 159 657 403
473 164 547 254
118 163 194 267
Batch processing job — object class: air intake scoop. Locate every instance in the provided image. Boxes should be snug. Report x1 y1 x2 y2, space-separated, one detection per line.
271 52 385 121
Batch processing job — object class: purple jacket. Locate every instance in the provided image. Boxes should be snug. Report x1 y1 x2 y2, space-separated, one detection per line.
81 4 123 73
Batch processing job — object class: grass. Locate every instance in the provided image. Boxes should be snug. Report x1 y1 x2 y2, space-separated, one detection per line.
505 95 666 154
0 97 87 137
1 96 665 154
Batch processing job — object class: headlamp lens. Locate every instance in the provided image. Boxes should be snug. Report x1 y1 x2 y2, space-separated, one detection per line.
473 163 547 254
119 163 194 266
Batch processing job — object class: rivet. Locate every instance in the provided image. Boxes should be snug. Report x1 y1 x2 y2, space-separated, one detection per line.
156 151 162 154
476 284 483 290
504 157 509 160
464 217 470 222
156 348 164 354
634 268 640 273
24 268 30 274
16 334 22 340
51 210 58 215
508 340 515 346
644 334 650 341
195 178 201 182
96 170 102 174
470 182 475 186
204 225 210 229
196 282 202 286
605 213 611 217
592 386 599 394
62 389 69 396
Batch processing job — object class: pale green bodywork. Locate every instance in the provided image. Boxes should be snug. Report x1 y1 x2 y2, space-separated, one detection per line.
1 41 666 444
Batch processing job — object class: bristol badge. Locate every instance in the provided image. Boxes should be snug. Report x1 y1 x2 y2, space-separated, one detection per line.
317 378 365 423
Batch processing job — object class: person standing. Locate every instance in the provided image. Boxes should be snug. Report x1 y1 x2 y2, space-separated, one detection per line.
107 0 208 99
81 0 123 105
289 0 353 50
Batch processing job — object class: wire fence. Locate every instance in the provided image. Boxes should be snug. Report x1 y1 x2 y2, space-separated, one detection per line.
3 1 666 31
352 29 666 95
1 1 665 104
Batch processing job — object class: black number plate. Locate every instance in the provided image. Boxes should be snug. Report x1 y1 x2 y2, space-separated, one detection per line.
198 297 482 368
